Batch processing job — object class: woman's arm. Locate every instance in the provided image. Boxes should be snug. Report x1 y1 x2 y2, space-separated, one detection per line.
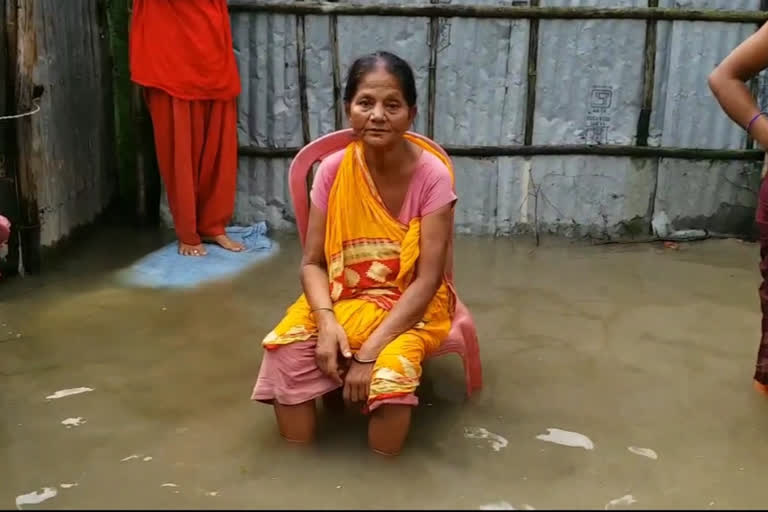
709 22 768 148
356 203 453 361
302 205 351 383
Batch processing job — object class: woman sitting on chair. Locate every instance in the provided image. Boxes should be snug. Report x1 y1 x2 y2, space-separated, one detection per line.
251 51 457 456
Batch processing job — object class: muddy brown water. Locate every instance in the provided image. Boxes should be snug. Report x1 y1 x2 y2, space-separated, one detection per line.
2 226 767 509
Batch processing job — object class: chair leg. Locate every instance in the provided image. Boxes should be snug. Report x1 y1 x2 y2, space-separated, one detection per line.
464 329 483 393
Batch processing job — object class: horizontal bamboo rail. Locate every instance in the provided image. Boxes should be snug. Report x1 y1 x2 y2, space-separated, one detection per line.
227 1 768 23
239 143 764 161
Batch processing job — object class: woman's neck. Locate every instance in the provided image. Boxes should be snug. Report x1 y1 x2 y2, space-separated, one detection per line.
363 139 412 178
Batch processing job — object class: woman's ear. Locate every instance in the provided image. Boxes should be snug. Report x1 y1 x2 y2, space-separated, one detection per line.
409 105 418 125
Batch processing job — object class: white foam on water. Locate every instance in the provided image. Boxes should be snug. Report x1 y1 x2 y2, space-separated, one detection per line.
205 491 219 497
464 427 509 452
59 483 78 489
628 446 658 460
121 455 139 462
46 388 93 400
536 428 594 450
143 456 152 462
161 483 178 488
479 501 515 510
61 417 86 428
15 488 57 509
604 494 637 510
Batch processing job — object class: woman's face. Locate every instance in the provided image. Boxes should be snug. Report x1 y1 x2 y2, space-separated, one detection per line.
346 66 416 149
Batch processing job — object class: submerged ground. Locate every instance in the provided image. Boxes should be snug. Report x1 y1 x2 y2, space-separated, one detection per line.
2 226 767 509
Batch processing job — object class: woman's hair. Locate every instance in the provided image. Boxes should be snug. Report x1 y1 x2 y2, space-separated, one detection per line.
343 51 417 107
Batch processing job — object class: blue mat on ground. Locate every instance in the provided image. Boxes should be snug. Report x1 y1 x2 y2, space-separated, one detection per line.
118 222 278 289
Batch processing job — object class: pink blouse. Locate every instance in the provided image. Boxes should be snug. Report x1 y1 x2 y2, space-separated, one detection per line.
309 149 457 223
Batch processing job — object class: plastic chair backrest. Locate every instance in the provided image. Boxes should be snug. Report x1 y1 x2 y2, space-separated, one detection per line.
288 129 455 280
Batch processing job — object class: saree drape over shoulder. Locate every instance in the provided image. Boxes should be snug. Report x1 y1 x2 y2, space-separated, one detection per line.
254 135 456 410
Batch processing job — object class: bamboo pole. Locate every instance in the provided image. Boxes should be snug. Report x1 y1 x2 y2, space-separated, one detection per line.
239 143 765 161
426 12 439 139
0 0 20 276
227 2 768 23
523 0 539 146
636 0 658 147
330 14 342 129
11 0 41 274
296 15 310 144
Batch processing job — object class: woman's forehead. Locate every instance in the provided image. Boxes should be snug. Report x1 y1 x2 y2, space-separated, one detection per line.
356 69 403 95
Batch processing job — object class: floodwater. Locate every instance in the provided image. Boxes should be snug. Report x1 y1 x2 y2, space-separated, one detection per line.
2 226 768 509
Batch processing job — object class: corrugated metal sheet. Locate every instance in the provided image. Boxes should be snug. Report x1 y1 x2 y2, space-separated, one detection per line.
336 15 431 135
226 1 766 238
435 18 529 145
536 0 646 146
33 0 115 247
652 0 761 149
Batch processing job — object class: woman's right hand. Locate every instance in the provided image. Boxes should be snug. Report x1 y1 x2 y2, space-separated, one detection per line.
315 315 352 385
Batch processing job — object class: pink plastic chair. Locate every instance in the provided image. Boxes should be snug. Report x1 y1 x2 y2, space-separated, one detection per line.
288 129 483 397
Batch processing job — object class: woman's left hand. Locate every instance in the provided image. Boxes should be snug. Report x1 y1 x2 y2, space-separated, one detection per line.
343 360 374 403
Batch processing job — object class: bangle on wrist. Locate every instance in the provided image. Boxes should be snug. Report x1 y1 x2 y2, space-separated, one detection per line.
747 111 767 135
311 307 334 316
353 353 377 364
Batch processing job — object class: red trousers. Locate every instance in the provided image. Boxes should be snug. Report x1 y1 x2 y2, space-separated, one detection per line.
145 88 238 246
756 174 768 385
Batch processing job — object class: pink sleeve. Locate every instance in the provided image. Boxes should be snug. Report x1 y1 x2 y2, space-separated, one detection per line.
420 162 458 217
309 151 344 212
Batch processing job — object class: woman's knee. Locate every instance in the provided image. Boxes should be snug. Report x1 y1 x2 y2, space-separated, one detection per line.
368 404 413 456
274 400 317 443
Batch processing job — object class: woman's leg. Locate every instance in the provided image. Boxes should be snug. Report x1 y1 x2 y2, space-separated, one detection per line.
274 401 317 443
368 404 412 456
365 332 428 455
756 175 768 394
252 341 343 442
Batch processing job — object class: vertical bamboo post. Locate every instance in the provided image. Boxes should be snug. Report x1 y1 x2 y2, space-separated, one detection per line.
0 0 21 276
636 0 658 147
11 0 41 274
523 0 540 146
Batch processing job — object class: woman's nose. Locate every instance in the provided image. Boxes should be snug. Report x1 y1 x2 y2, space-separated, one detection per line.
370 103 385 120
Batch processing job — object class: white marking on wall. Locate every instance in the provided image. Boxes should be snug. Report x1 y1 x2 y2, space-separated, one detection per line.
520 160 532 224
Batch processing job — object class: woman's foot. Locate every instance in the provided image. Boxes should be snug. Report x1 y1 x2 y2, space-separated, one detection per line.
202 234 245 252
178 242 207 256
753 379 768 397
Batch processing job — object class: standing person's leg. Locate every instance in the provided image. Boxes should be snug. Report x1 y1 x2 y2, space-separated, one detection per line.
756 172 768 395
144 88 206 256
196 98 244 252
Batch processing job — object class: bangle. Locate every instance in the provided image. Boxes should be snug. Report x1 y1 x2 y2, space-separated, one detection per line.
747 111 767 135
310 307 334 316
353 353 377 364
